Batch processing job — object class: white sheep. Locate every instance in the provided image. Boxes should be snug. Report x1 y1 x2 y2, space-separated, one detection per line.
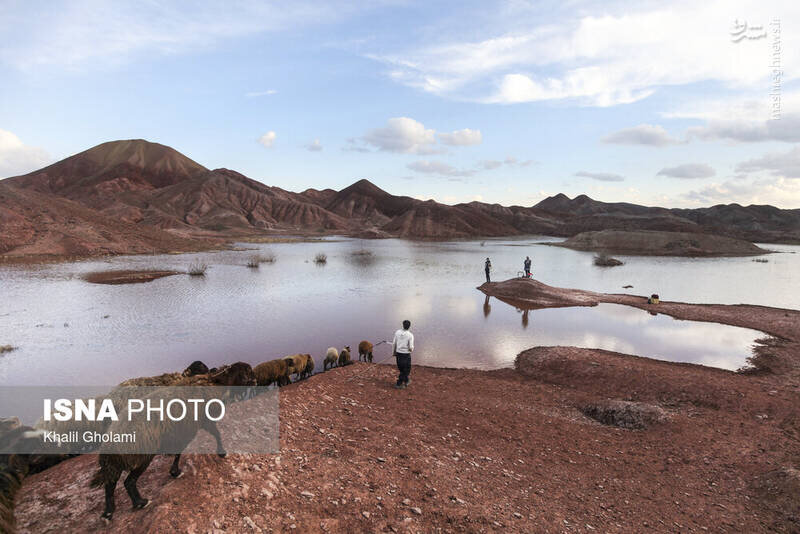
324 347 339 371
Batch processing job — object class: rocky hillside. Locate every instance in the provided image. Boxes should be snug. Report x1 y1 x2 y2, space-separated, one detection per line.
2 139 799 258
0 182 206 258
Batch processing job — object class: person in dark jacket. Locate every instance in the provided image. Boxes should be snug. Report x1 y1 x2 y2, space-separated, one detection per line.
524 256 532 278
484 258 492 283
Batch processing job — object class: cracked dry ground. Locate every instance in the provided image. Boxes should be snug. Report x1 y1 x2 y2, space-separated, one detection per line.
15 355 800 533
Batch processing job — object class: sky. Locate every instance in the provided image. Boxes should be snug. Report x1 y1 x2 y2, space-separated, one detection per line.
1 0 799 208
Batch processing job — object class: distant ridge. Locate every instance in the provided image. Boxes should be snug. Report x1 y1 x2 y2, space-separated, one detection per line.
2 138 799 257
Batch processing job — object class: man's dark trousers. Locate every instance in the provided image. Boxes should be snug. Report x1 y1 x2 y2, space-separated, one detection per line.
485 269 490 282
396 353 411 386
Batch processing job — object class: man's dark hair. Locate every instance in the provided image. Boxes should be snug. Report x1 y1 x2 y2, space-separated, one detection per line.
402 320 411 329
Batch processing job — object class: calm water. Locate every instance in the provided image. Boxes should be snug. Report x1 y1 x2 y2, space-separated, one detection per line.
1 236 794 386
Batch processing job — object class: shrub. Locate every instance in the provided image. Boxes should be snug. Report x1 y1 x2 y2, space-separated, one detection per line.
187 262 208 276
245 253 277 268
0 345 16 354
314 253 327 264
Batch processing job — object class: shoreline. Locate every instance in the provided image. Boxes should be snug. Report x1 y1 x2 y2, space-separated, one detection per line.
480 278 800 379
9 278 800 531
3 231 797 266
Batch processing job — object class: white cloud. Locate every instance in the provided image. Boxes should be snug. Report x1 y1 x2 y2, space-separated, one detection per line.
683 177 800 208
688 114 800 143
362 117 439 154
736 146 800 177
575 171 625 182
342 138 371 153
246 90 278 97
438 128 482 146
480 160 503 170
0 129 51 177
490 72 655 106
370 1 800 106
407 160 474 177
601 124 679 146
305 139 323 152
657 163 716 179
0 1 386 71
258 131 277 148
504 156 535 167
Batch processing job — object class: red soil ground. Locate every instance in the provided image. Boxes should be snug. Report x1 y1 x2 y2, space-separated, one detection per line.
11 280 800 533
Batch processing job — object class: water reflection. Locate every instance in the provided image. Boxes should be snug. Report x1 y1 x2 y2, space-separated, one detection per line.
0 237 780 385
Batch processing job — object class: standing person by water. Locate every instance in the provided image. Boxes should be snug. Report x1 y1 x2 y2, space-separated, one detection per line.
392 320 414 389
524 256 532 278
485 258 492 283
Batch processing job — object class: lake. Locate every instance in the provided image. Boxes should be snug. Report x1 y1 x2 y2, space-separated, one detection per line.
1 236 793 386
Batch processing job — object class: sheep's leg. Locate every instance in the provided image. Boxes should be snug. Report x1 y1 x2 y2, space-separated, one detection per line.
124 459 153 510
100 467 122 521
169 454 183 478
203 420 227 458
368 352 373 363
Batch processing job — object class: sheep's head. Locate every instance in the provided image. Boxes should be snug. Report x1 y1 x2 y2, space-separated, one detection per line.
344 346 351 352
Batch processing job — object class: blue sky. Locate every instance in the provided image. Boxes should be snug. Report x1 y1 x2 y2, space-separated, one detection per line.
1 0 799 208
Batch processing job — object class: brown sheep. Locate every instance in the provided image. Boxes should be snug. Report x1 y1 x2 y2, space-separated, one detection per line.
182 360 209 377
283 354 312 381
89 390 227 521
0 422 45 534
338 346 352 367
210 362 257 386
254 359 291 387
358 340 373 362
301 356 315 379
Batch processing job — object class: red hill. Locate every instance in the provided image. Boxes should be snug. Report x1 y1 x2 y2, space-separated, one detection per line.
2 139 799 258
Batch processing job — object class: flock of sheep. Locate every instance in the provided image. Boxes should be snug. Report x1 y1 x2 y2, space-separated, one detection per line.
92 339 378 521
252 340 375 387
0 340 382 529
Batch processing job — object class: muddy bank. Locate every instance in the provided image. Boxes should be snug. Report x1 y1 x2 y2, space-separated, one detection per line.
82 269 182 285
549 230 769 257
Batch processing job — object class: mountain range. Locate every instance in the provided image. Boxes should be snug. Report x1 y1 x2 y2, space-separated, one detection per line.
1 139 799 258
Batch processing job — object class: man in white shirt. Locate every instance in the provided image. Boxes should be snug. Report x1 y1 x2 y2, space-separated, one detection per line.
392 320 414 389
